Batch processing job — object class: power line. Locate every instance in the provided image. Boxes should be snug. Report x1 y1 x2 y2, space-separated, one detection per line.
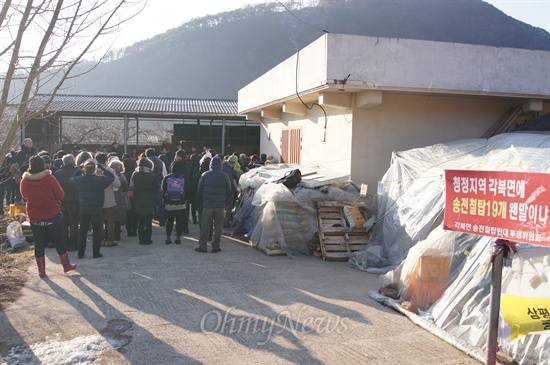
275 0 329 34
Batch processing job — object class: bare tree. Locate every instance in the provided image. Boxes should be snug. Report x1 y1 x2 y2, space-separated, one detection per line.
0 0 144 165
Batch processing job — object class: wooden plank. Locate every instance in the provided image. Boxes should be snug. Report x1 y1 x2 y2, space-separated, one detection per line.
323 244 366 251
323 252 352 259
317 201 367 208
322 236 347 244
320 227 365 233
325 245 348 252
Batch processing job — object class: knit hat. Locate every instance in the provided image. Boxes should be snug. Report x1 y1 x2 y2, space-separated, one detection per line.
138 157 152 169
29 155 46 173
176 149 187 159
228 155 238 164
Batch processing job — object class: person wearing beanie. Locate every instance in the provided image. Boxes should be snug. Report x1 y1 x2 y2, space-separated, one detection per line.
162 160 190 245
70 158 115 259
40 154 57 172
20 155 76 278
53 154 80 251
195 156 231 253
129 157 159 245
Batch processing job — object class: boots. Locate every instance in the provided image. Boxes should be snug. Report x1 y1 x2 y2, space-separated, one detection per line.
58 252 77 273
35 257 46 278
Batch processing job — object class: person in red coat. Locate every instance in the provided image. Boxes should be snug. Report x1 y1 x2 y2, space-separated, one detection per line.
20 156 76 278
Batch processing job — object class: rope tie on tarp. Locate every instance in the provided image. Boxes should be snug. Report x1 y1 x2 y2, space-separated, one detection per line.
492 239 517 261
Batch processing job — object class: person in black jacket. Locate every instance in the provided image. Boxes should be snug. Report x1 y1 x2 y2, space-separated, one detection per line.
53 154 80 251
0 152 14 211
14 138 37 203
130 157 160 245
145 148 166 226
195 157 231 253
123 158 138 237
188 153 200 224
70 159 115 259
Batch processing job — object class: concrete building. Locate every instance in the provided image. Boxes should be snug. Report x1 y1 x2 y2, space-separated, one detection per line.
238 33 550 190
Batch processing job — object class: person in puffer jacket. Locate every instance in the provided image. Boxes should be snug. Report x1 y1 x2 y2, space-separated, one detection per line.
130 157 160 245
145 148 166 226
195 156 231 253
20 155 76 278
70 159 115 259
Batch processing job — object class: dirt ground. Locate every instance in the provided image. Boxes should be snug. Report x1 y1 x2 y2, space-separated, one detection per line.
0 214 35 310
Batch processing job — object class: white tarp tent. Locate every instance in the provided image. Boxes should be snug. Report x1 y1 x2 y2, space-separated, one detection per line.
349 132 550 363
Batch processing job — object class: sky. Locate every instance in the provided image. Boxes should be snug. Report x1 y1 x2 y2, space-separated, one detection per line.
109 0 550 51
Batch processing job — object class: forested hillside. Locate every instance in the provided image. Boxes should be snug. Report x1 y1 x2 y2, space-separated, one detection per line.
67 0 550 99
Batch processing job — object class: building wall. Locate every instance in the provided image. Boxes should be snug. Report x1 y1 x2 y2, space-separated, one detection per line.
260 106 353 174
326 34 550 97
239 34 550 114
350 94 550 190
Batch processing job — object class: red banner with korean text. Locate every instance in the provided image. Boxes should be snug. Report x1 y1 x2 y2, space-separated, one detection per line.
444 170 550 247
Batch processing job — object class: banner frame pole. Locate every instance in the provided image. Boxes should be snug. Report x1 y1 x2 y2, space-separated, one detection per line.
486 245 504 365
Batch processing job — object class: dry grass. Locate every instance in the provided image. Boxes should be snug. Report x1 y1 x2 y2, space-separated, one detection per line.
0 215 35 311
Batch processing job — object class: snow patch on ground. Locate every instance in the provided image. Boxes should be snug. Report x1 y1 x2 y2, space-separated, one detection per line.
2 335 126 365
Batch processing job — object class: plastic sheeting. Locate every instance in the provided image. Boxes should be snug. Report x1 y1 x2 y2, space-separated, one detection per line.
350 133 550 272
233 165 374 257
355 132 550 364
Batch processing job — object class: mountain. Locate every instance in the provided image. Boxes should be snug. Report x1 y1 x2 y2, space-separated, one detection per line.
67 0 550 100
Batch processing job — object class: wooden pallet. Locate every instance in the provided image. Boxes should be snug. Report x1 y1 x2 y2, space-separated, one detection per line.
316 201 371 261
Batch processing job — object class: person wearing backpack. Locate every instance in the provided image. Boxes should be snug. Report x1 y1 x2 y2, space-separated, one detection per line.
162 160 190 244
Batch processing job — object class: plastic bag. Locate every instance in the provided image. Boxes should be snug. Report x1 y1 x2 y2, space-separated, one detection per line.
7 221 27 248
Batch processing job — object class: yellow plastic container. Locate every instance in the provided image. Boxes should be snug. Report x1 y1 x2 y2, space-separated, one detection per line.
9 204 26 217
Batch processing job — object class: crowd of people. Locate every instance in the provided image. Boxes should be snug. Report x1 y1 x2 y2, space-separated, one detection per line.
1 138 270 278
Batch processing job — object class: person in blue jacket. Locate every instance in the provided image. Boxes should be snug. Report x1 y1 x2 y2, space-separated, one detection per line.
195 156 231 253
70 158 115 259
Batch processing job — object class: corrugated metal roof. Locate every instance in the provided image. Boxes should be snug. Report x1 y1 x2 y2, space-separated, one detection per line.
29 94 242 118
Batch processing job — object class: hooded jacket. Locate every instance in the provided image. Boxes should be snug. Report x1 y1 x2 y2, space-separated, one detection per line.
20 170 64 223
53 165 79 204
70 166 115 209
131 166 160 214
197 157 231 209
